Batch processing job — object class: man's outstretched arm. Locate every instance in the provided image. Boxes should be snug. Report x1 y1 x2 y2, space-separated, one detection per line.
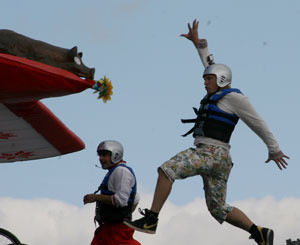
228 93 290 171
180 19 214 68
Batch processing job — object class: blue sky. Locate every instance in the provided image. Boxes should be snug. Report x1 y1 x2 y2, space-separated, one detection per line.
0 1 299 244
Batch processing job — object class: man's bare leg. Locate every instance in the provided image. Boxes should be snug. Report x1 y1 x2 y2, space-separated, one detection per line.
225 207 253 231
150 168 173 213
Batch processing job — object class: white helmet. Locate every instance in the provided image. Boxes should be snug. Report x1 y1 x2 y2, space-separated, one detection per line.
97 140 123 164
203 64 232 87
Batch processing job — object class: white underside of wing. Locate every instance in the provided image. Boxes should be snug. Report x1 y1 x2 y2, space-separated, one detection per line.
0 103 60 163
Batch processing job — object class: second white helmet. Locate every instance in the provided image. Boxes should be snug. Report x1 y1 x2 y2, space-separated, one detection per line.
97 140 124 164
203 64 232 87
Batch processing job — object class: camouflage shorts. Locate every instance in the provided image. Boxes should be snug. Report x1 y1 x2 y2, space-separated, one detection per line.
159 144 234 223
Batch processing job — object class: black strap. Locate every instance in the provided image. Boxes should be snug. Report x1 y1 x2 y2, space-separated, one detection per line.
181 118 197 123
181 127 195 137
192 107 198 115
181 107 200 124
181 107 200 136
93 185 101 194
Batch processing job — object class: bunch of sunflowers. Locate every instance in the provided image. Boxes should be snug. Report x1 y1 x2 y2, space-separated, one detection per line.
93 76 113 103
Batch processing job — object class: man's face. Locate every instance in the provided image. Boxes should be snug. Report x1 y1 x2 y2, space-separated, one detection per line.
97 150 112 169
203 74 219 94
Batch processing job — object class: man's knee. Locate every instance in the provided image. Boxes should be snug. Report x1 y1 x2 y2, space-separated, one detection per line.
207 204 233 224
158 167 173 184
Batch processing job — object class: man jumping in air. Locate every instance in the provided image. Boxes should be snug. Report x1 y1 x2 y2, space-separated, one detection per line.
124 19 289 245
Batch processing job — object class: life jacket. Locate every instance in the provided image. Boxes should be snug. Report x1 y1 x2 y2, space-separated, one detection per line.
181 88 242 143
94 163 137 224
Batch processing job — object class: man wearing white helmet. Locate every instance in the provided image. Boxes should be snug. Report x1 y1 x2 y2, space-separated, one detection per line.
125 19 289 245
83 140 140 245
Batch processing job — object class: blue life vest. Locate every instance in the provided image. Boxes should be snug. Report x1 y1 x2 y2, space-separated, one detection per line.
94 163 137 224
181 88 242 143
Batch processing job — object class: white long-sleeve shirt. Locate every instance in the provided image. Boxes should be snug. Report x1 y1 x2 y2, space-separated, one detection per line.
194 45 280 154
106 164 140 208
197 46 211 68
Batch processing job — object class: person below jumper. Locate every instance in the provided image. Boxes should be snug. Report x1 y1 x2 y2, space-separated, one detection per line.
124 19 289 245
84 140 141 245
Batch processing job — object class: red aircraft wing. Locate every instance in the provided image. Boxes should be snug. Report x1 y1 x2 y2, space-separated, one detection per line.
0 53 95 163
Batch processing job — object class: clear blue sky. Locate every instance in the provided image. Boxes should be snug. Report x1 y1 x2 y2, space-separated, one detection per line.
0 0 299 207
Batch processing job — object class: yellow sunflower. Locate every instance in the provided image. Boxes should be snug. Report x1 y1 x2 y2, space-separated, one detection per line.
93 76 113 103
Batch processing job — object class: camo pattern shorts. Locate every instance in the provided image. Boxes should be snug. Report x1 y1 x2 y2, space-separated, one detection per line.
159 144 234 223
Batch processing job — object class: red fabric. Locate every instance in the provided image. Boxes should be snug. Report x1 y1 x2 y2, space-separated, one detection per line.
91 223 141 245
5 101 85 154
0 53 95 103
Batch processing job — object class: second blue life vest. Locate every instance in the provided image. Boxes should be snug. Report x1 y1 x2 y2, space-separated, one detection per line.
94 163 137 224
181 88 242 143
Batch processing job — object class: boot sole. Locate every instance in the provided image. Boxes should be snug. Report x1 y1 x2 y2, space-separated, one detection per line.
266 229 274 245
